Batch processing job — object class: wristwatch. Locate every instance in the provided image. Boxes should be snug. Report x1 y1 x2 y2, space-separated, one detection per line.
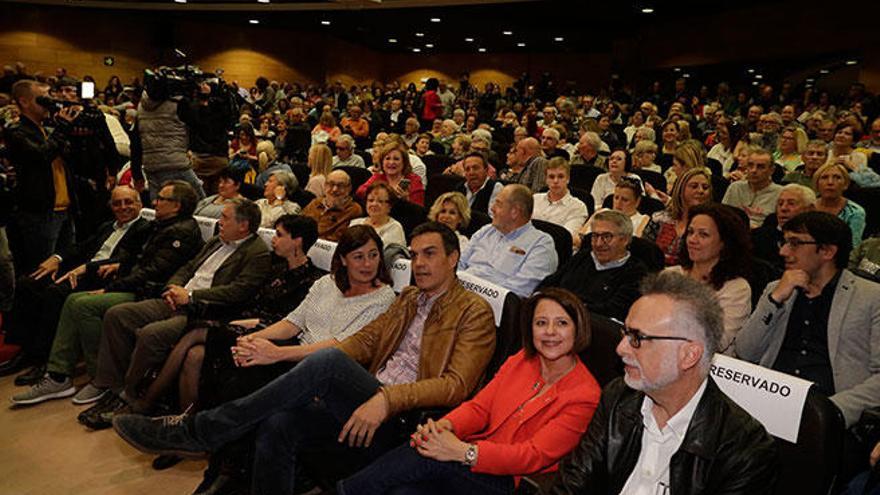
463 443 478 466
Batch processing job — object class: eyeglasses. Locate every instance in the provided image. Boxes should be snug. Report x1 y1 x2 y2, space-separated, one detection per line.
619 324 692 349
326 181 349 189
778 238 820 249
155 195 178 202
591 232 621 244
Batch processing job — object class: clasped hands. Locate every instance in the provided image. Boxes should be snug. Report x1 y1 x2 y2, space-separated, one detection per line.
409 418 469 463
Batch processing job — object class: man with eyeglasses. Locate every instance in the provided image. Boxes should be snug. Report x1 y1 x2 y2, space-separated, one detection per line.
738 211 880 431
539 210 647 321
301 170 362 242
11 180 204 406
332 134 366 169
550 271 777 494
2 186 151 379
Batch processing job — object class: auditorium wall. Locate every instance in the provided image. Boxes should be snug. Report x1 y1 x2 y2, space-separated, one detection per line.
1 2 879 93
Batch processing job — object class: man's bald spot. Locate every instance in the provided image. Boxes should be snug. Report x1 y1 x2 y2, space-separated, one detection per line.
519 137 541 156
112 185 141 202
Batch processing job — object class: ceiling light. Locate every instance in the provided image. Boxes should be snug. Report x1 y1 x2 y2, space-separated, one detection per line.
820 69 830 74
430 17 441 23
320 20 331 26
388 38 398 43
425 43 434 48
673 67 681 72
554 37 564 42
412 48 421 53
806 78 815 83
517 42 526 47
503 30 513 36
683 73 690 78
752 81 759 86
846 60 858 65
747 68 755 74
248 19 259 24
478 48 487 53
173 0 186 3
465 37 474 42
641 7 654 13
257 0 269 3
415 32 424 37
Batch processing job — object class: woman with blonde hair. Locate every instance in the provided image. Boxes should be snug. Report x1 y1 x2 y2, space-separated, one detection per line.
644 167 713 266
664 141 705 194
776 125 807 172
305 143 333 198
428 191 471 252
813 162 866 246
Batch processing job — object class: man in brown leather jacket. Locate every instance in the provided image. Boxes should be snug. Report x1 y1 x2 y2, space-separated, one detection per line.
551 271 778 495
112 222 496 495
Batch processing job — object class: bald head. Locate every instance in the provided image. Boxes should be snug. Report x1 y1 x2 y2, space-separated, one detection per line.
325 170 352 206
110 185 142 224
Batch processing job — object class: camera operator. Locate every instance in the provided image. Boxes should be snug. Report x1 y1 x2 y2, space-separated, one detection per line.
56 77 122 240
5 79 78 274
177 81 234 195
129 70 206 201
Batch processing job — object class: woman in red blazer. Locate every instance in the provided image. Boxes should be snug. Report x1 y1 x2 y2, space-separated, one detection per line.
338 287 602 494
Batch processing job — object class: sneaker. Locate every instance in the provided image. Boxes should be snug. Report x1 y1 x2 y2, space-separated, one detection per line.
113 412 208 458
15 364 46 386
72 383 108 405
10 374 75 405
79 393 128 430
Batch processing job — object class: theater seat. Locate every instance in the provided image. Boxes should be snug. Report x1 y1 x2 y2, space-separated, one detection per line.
773 388 845 495
569 165 603 192
462 210 491 238
579 314 624 387
484 292 523 383
424 173 464 209
532 219 572 267
569 186 594 216
289 163 310 189
390 200 427 241
336 165 373 195
422 154 455 178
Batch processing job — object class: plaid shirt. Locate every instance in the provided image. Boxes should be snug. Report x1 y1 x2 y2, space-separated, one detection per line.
375 291 442 385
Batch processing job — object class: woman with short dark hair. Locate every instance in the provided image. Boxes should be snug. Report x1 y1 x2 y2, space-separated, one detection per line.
339 287 601 495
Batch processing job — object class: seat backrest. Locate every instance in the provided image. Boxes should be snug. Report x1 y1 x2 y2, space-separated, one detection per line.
424 173 465 210
484 292 523 382
773 388 845 495
390 200 428 241
336 166 374 195
290 163 311 189
635 169 667 192
532 218 572 267
290 189 316 210
569 165 604 191
422 154 455 177
748 257 782 309
848 187 880 238
629 236 665 272
578 314 624 387
569 186 595 216
462 209 491 238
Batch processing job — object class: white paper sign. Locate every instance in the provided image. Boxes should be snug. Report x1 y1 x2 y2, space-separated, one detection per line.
140 208 156 221
257 228 276 249
194 216 219 242
390 259 412 293
710 354 812 443
307 239 338 272
457 271 509 326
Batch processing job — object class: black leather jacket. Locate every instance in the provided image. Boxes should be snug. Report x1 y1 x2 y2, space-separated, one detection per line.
551 378 778 495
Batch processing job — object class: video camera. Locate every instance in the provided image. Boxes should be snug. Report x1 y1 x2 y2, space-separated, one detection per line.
143 65 227 101
35 80 104 129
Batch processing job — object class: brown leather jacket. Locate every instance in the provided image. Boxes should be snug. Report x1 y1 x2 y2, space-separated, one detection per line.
337 281 496 416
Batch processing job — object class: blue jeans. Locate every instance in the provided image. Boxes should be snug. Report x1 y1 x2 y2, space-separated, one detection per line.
338 443 515 495
193 348 398 495
146 168 205 201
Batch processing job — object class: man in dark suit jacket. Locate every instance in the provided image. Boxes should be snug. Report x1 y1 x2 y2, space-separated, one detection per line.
2 186 150 376
457 152 502 215
380 98 412 135
81 198 272 429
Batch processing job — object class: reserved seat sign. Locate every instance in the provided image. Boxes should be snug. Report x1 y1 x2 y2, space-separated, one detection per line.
710 354 812 442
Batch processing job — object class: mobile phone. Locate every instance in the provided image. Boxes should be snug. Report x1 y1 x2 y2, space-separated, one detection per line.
399 178 411 191
79 81 95 99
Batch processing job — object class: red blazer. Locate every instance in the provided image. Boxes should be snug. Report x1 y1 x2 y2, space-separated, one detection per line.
356 173 425 206
444 349 601 482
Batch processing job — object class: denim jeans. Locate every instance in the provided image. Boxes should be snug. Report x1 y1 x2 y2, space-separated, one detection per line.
193 347 399 495
338 443 515 495
146 168 205 201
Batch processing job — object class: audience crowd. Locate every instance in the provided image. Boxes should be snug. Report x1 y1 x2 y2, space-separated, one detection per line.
2 60 880 494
